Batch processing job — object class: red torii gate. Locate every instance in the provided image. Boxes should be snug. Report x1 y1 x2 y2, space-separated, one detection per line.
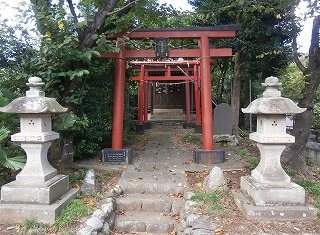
99 24 241 164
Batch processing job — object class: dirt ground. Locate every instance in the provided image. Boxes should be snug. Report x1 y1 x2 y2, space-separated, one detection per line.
0 125 319 234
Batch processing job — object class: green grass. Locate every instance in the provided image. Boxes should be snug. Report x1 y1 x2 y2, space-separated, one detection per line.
296 178 320 218
96 171 113 181
190 190 227 216
235 148 259 170
182 134 202 144
20 197 95 234
51 197 95 230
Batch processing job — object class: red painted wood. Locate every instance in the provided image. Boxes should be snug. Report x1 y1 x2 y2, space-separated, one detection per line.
112 50 126 150
108 30 236 39
130 76 196 81
185 81 191 123
144 80 149 122
99 48 232 59
194 65 201 125
138 65 145 125
200 36 214 150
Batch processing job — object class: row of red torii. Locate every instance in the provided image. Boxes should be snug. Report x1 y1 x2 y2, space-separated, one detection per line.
99 24 242 164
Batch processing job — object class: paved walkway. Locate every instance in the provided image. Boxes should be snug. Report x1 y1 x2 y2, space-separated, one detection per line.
77 121 245 173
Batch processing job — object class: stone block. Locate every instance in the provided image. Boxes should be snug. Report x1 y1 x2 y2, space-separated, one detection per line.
1 175 69 204
203 166 228 192
143 122 152 129
193 149 225 164
136 124 145 135
183 122 195 129
0 188 79 224
232 189 318 220
194 124 202 133
101 148 132 164
240 176 305 206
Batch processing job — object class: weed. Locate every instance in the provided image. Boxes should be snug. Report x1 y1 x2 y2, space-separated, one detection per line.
51 197 95 230
96 171 113 181
191 190 227 216
59 232 75 235
297 178 320 198
68 170 86 185
20 218 48 234
283 164 297 177
239 130 250 138
305 156 317 167
182 134 201 144
235 149 259 170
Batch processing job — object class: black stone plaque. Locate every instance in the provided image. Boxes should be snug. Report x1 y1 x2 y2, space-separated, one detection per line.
193 149 226 164
101 148 132 164
155 38 169 57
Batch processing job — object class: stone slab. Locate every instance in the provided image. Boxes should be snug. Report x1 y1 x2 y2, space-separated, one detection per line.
114 211 174 233
0 188 79 224
117 171 186 194
240 176 305 206
116 193 183 213
101 148 132 164
232 189 318 220
1 175 69 204
214 103 232 135
193 149 225 164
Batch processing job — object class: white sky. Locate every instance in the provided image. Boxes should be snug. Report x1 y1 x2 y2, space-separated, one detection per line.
1 0 313 54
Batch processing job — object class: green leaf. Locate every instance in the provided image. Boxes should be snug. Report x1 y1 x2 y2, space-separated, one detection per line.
0 127 10 142
0 153 26 170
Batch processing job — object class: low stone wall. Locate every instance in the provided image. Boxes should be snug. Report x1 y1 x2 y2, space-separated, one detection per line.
302 141 320 164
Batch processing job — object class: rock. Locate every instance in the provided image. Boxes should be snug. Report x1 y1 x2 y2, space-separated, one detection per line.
186 214 201 227
203 166 228 192
191 215 216 231
191 229 213 235
81 169 101 195
85 217 103 231
184 191 196 200
77 226 96 235
101 223 110 235
92 209 105 220
101 202 114 215
106 185 123 197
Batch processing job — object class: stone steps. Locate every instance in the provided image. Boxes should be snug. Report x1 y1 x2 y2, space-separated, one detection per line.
114 211 175 233
113 171 186 234
116 193 184 214
117 171 186 194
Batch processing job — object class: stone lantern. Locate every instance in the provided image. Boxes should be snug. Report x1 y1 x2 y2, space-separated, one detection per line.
233 76 318 220
0 77 78 224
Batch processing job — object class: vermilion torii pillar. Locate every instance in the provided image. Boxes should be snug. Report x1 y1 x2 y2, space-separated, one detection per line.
99 25 241 164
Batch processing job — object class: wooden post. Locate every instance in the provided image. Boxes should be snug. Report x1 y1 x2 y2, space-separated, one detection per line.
112 48 126 149
200 36 213 150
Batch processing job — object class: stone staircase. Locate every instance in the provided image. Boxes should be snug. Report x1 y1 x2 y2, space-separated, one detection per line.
113 171 186 234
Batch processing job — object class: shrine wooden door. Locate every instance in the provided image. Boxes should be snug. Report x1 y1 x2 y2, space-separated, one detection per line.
153 82 185 109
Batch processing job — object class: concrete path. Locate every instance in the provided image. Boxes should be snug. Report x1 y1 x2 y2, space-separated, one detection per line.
77 122 245 173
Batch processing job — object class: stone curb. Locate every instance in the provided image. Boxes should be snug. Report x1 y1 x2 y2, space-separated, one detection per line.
77 186 123 235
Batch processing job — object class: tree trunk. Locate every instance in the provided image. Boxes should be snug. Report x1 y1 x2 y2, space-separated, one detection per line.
282 15 320 171
231 51 244 135
242 77 251 130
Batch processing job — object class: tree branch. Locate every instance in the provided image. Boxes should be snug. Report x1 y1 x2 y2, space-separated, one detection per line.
79 0 140 50
290 3 307 74
66 0 84 40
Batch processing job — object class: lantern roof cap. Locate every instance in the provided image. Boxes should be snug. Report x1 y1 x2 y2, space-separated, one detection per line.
242 76 306 115
0 77 67 114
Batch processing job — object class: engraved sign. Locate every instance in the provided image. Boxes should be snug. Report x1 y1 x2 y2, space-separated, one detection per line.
101 148 132 164
155 38 169 57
